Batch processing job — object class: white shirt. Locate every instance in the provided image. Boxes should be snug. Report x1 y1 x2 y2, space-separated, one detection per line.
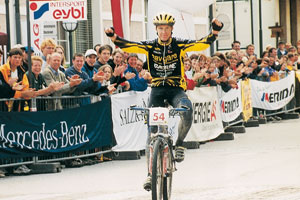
11 69 18 79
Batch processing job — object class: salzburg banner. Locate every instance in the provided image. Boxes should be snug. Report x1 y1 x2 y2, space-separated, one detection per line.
218 81 243 122
185 87 224 142
111 88 181 151
111 89 150 152
251 71 295 110
0 98 115 158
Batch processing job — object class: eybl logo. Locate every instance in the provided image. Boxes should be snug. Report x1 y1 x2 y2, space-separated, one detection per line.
30 2 49 20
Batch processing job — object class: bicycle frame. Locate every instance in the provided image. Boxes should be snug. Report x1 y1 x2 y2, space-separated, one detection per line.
131 105 188 200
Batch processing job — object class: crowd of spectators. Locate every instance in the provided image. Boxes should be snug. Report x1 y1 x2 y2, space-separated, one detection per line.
1 37 300 177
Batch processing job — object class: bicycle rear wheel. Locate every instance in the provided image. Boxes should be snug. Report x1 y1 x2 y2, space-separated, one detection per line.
151 137 164 200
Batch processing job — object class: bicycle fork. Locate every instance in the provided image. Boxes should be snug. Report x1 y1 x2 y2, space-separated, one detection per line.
149 140 170 177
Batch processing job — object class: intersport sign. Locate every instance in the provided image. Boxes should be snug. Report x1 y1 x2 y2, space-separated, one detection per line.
29 0 87 22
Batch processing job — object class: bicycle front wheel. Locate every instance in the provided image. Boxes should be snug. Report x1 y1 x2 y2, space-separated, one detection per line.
151 137 164 200
163 142 173 200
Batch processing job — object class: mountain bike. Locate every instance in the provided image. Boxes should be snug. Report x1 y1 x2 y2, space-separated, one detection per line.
130 105 188 200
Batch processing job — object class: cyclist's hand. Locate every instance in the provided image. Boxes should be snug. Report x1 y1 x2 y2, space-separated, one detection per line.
212 18 223 35
104 27 117 41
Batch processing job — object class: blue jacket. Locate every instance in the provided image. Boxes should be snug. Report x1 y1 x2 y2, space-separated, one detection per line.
65 66 99 95
124 64 148 91
82 62 98 78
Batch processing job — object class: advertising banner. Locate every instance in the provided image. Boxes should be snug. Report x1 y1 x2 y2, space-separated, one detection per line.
185 87 224 142
241 79 253 121
29 0 87 22
0 98 114 158
218 81 243 122
111 89 150 152
251 71 295 110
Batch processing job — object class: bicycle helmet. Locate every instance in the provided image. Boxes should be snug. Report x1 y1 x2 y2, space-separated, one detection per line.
153 13 175 26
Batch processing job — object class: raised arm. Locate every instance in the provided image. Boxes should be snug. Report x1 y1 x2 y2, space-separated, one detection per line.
104 27 151 55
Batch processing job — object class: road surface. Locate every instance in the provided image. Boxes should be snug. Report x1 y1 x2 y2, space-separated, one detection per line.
1 118 300 200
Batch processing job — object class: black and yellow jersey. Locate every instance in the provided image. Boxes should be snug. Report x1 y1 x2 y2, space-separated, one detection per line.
113 33 217 90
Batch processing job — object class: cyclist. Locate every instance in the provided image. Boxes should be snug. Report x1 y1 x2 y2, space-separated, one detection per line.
105 13 223 190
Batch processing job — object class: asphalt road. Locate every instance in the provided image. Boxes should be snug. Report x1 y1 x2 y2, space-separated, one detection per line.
1 118 300 200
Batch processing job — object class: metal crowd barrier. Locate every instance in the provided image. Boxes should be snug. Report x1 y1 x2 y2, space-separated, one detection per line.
1 81 299 170
0 94 111 170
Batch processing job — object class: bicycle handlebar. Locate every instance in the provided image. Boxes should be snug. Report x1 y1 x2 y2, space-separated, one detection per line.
130 105 189 113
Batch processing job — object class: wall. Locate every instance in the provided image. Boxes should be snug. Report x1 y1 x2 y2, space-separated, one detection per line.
216 0 279 56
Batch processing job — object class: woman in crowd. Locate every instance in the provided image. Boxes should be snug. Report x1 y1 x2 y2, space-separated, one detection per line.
107 48 124 71
54 45 67 72
26 56 64 110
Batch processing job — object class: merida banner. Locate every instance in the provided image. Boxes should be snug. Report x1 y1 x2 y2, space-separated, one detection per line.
251 71 295 110
186 87 224 142
0 98 114 158
218 81 242 122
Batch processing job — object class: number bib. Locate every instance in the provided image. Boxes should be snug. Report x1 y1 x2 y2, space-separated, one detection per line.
149 107 169 125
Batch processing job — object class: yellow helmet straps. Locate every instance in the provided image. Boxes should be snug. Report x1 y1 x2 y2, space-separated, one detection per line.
153 13 175 26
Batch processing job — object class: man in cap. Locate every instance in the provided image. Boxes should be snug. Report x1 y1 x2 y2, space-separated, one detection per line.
82 49 98 78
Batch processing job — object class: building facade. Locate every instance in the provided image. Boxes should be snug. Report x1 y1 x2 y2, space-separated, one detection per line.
0 0 299 63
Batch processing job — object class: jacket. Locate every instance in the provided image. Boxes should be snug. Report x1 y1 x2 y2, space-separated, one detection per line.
113 33 217 90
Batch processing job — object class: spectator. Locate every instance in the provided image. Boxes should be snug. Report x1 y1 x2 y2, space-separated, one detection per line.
123 52 129 63
54 45 67 72
189 54 199 71
285 42 292 50
226 50 238 60
269 56 280 71
288 46 297 54
247 59 261 80
110 61 135 91
277 41 287 59
26 56 64 96
42 52 82 110
65 53 107 96
261 50 269 58
245 44 257 58
202 62 219 86
278 62 289 79
231 40 241 51
26 56 64 111
0 48 36 111
94 45 113 70
184 57 193 79
124 53 149 91
82 49 98 78
21 46 34 72
257 57 275 82
286 53 298 71
192 58 206 87
40 38 56 72
93 44 101 52
268 47 278 59
136 58 144 74
107 48 124 71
